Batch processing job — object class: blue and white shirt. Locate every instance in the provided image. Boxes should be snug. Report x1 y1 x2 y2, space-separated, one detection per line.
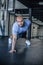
12 19 31 35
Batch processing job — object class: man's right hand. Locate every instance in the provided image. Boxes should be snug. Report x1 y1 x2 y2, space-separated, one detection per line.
9 49 16 53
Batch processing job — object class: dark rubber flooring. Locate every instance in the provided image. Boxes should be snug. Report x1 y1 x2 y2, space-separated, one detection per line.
0 37 43 65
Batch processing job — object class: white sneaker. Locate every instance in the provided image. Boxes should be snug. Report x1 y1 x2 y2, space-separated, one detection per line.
25 40 31 46
8 38 12 46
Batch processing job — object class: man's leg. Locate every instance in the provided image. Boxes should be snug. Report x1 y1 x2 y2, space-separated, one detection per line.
22 32 26 38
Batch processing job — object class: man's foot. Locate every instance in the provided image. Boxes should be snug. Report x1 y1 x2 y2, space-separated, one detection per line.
25 40 31 46
9 49 16 53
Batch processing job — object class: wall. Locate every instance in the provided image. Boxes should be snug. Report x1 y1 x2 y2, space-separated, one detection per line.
31 23 39 38
38 26 43 39
9 15 14 36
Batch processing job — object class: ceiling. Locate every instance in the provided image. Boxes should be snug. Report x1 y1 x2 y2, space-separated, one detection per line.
18 0 43 8
18 0 43 22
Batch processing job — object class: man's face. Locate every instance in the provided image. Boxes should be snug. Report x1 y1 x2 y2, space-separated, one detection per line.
16 16 24 26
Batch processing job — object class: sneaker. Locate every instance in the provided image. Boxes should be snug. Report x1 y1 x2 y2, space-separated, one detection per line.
25 40 31 47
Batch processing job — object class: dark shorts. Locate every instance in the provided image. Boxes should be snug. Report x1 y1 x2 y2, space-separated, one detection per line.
17 32 26 39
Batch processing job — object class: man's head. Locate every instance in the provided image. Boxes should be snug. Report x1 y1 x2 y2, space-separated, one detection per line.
16 15 24 26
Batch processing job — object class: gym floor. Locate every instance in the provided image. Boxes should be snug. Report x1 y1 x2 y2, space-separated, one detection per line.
0 37 43 65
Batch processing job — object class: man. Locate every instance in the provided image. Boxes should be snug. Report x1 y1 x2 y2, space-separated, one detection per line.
9 15 31 53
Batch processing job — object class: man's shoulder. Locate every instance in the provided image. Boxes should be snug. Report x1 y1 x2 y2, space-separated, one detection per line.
24 19 30 22
13 22 18 27
12 22 19 31
24 19 31 24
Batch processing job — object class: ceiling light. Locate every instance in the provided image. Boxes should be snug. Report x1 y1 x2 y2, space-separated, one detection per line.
39 2 43 5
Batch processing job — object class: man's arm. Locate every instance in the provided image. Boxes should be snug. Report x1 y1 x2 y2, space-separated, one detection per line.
9 23 18 53
11 34 17 51
22 19 31 32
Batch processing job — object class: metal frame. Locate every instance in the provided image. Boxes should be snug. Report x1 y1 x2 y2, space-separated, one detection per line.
27 8 32 40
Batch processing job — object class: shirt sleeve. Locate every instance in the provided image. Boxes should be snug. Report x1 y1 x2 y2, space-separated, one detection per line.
25 19 31 27
12 23 18 35
22 19 31 32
